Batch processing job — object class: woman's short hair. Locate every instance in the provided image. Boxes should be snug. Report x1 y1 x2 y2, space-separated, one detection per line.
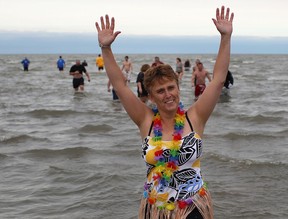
144 64 179 93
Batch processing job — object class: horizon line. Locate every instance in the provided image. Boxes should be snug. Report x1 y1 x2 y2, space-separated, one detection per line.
1 32 288 54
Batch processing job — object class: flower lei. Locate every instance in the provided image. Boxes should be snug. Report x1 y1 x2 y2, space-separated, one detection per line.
151 102 185 182
144 102 207 211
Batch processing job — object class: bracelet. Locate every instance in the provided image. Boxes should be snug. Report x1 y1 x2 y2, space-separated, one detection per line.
99 43 110 48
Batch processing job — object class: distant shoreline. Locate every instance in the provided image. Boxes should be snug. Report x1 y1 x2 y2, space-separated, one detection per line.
1 32 288 54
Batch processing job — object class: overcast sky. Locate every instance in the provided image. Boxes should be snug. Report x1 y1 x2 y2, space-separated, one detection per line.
1 0 287 37
1 0 288 54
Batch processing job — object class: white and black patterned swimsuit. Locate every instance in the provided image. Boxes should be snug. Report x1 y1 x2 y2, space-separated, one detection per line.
141 112 204 206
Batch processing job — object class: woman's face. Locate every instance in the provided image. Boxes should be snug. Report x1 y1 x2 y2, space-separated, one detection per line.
149 78 180 112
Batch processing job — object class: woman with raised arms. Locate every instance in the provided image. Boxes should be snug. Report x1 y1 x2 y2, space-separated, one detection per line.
95 5 234 219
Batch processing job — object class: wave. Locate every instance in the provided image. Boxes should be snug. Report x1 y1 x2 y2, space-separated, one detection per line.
213 131 286 140
212 110 287 124
20 146 95 160
25 109 110 119
237 113 287 123
205 152 288 167
3 66 23 72
242 60 255 64
206 127 288 140
78 124 114 133
25 109 80 118
0 153 9 160
1 134 51 144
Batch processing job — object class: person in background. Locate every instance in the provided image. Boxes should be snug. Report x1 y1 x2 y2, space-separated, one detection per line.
95 5 234 218
69 60 90 92
191 60 212 100
184 59 191 71
136 64 150 103
192 59 201 74
82 60 88 67
107 79 119 100
121 55 133 83
21 57 30 71
151 56 164 67
57 56 65 72
175 57 184 80
96 54 104 72
224 70 234 89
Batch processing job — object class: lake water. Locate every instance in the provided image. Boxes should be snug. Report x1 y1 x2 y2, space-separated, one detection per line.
1 54 288 219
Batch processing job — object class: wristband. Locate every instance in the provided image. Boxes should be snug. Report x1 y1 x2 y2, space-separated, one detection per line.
99 43 110 48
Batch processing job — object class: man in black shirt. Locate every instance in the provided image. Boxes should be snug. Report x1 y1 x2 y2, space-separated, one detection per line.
69 60 90 91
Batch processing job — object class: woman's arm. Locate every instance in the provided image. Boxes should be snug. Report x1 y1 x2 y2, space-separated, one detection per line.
95 15 152 129
188 6 234 134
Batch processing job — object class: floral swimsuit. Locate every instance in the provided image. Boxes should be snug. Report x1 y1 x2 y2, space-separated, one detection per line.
139 113 213 219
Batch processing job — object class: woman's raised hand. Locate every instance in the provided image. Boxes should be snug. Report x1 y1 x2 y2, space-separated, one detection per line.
95 15 121 47
212 6 234 36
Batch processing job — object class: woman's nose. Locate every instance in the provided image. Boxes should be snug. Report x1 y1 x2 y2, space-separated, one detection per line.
164 89 171 97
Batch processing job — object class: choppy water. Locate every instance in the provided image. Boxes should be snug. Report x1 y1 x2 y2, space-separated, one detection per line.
1 54 288 219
